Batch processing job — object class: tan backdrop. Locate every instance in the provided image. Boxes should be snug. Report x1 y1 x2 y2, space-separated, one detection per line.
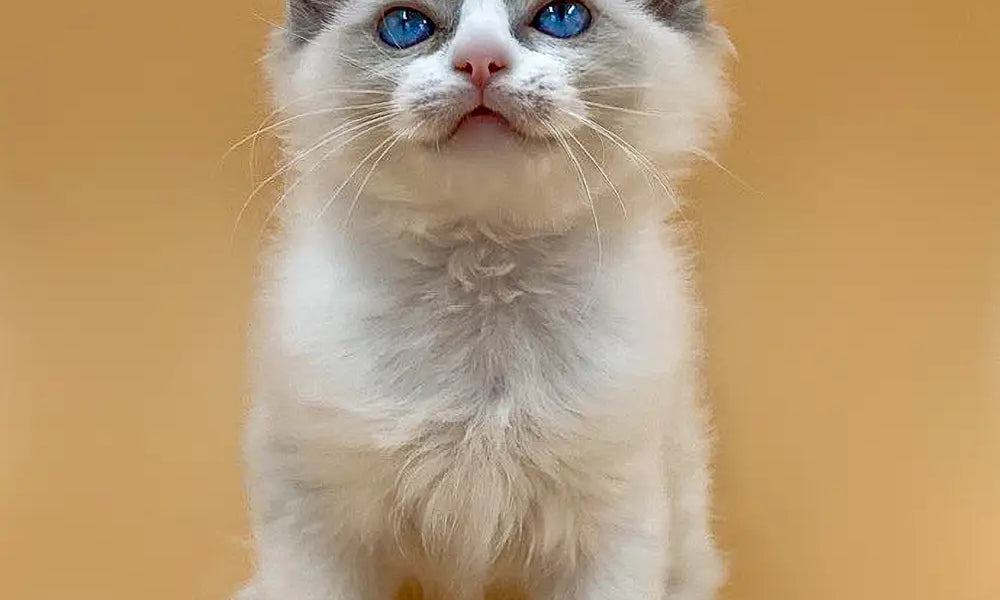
2 1 998 599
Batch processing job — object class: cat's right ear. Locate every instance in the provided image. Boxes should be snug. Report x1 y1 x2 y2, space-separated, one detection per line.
286 0 338 45
646 0 708 33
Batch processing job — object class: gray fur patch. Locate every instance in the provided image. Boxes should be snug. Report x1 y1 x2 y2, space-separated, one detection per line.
646 0 708 32
286 0 338 44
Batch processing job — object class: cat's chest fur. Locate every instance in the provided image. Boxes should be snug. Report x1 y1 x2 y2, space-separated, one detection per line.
257 217 687 582
266 219 681 440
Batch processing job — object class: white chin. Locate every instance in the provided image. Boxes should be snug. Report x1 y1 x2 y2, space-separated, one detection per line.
447 116 521 152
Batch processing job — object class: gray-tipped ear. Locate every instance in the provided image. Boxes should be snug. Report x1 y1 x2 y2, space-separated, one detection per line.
647 0 709 32
286 0 338 45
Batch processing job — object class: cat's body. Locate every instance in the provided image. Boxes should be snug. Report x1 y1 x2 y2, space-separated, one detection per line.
238 1 731 599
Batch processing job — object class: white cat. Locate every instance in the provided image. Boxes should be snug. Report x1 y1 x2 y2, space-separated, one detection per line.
237 1 731 599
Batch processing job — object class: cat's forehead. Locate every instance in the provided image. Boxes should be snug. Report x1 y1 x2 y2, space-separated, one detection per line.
418 0 547 17
343 0 595 23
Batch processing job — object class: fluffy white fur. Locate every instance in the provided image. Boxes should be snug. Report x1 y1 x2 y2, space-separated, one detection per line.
236 1 731 599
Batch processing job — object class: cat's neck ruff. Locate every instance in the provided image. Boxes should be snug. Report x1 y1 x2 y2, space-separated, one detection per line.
261 180 689 449
278 167 664 256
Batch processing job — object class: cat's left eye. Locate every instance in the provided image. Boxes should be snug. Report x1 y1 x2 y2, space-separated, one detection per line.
378 8 436 49
531 1 592 39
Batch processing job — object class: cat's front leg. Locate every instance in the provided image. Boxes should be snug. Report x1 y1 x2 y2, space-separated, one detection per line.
240 476 402 600
662 395 724 600
240 525 399 600
565 531 667 600
240 551 391 600
540 461 669 600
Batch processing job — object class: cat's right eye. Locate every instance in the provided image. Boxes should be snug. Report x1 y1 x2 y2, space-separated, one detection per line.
531 1 592 39
378 7 436 49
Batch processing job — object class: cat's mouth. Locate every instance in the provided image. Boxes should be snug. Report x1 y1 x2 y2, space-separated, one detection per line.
419 99 552 149
462 105 506 124
446 105 518 142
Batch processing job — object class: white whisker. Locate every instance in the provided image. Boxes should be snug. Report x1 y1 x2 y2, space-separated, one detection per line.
687 148 760 194
560 109 683 212
540 119 603 287
576 84 657 93
562 128 628 220
257 118 399 236
220 103 395 167
335 51 402 85
560 110 700 239
252 10 309 44
231 111 398 243
344 124 420 226
240 89 395 188
254 11 409 86
580 99 695 118
233 88 394 177
314 130 403 222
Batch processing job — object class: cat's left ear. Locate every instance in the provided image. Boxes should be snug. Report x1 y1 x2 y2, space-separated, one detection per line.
646 0 708 32
286 0 338 44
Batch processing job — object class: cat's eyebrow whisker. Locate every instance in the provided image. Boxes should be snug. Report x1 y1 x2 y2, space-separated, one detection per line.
231 111 399 243
365 33 397 61
252 10 311 44
258 118 400 237
246 14 397 105
334 51 403 85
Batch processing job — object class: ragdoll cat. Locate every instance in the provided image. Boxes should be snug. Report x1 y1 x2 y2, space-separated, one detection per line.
237 0 731 599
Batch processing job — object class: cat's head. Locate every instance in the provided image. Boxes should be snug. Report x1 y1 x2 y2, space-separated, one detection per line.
269 0 731 228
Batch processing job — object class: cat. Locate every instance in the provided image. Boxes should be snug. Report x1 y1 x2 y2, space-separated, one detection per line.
235 0 732 599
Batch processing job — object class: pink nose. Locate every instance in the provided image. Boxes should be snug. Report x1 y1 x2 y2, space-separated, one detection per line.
454 50 508 88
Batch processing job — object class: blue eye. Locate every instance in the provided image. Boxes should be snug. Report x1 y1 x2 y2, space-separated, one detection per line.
378 8 435 49
532 1 592 39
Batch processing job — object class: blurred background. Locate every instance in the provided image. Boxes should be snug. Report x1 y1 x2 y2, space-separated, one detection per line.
2 1 998 599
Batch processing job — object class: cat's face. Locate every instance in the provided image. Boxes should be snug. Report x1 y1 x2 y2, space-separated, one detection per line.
271 0 729 226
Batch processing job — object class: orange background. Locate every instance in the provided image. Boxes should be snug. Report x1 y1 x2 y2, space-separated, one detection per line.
2 1 998 599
